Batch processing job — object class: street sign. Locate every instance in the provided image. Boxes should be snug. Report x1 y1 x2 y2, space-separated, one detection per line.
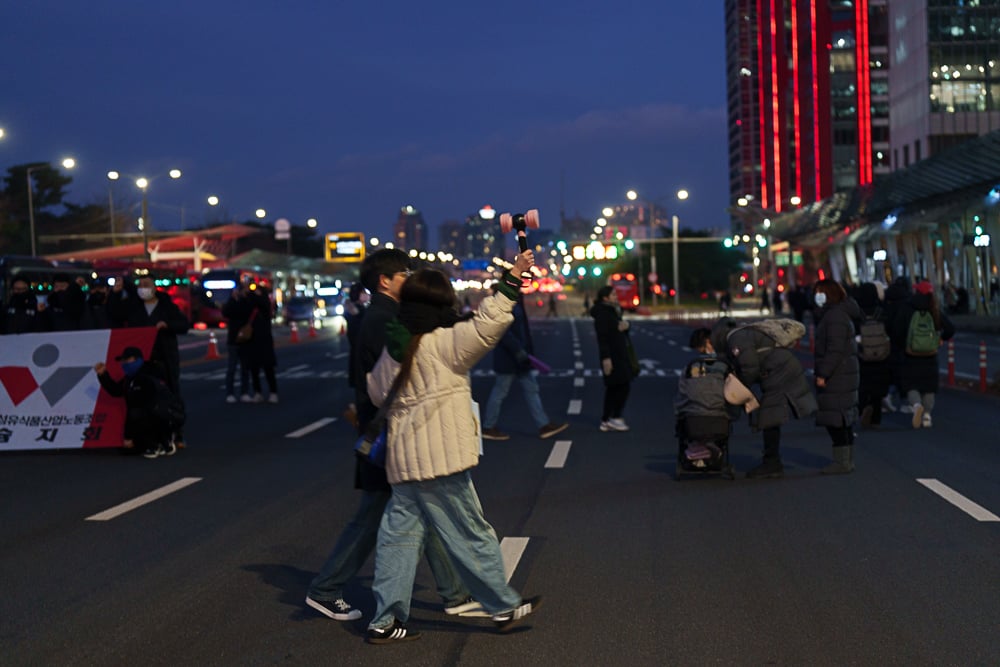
274 218 291 240
325 232 366 262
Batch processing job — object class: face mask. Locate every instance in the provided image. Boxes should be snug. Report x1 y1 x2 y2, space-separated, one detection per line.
121 359 144 377
137 287 155 301
814 292 827 308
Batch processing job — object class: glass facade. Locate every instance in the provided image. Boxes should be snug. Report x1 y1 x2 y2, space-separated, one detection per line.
927 1 999 114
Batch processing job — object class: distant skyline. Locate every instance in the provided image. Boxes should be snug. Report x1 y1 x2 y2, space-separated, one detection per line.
1 1 729 247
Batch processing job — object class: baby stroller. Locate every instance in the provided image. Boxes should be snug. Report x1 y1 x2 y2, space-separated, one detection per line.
673 356 737 480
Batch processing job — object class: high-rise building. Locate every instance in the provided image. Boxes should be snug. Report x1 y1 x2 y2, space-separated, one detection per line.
888 0 1000 169
392 205 427 251
725 0 890 216
438 219 466 257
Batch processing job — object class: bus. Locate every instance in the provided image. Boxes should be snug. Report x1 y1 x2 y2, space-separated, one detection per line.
609 273 640 310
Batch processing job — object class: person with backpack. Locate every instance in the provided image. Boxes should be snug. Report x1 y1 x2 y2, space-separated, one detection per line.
890 280 955 429
855 282 893 428
812 279 862 473
94 346 182 458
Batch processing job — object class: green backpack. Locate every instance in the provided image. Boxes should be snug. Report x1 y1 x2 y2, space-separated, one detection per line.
905 310 941 356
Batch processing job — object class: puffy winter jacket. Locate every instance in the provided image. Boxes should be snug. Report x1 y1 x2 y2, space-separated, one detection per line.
367 291 515 485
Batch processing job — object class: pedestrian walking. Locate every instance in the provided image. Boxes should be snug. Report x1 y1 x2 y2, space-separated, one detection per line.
364 253 541 643
481 286 568 440
890 280 954 428
812 279 861 473
591 285 638 431
547 292 558 317
855 282 892 428
305 248 473 625
241 286 278 403
222 284 253 403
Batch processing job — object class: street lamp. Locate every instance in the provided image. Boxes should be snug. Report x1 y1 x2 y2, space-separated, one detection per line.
115 168 182 260
626 188 688 307
28 158 76 256
306 218 318 228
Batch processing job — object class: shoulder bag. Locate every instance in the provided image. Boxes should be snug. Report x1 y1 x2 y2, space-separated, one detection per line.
235 307 258 344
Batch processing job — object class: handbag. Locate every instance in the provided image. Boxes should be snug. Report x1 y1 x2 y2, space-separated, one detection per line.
235 307 258 344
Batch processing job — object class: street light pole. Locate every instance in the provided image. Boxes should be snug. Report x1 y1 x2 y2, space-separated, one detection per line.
27 166 39 257
672 214 680 306
138 180 150 260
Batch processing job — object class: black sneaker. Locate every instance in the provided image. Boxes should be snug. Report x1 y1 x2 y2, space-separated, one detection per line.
444 596 487 617
366 619 421 644
141 446 160 459
482 428 510 441
539 422 569 439
160 441 177 457
492 596 542 632
305 595 362 621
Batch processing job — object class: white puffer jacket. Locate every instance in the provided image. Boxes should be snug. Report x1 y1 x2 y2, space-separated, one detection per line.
367 291 515 484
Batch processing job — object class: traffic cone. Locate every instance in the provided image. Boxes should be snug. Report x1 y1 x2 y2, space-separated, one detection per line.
290 322 300 343
339 322 347 336
205 331 221 360
308 321 317 338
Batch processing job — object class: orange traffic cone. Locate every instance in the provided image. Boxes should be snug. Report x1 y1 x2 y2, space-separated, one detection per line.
309 321 317 338
290 321 300 343
205 331 221 360
339 322 346 336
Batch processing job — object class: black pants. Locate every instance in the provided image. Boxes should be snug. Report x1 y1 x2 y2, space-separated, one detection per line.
250 363 278 395
762 426 781 460
826 425 855 447
602 382 630 421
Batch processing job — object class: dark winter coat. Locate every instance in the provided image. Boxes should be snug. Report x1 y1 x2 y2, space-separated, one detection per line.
352 291 398 493
591 300 635 387
890 295 955 394
44 285 86 331
222 291 254 346
883 280 911 385
81 292 112 329
97 364 173 444
813 299 862 427
243 292 276 368
855 285 892 402
3 292 43 334
493 297 533 375
110 290 190 393
718 321 816 430
344 299 366 389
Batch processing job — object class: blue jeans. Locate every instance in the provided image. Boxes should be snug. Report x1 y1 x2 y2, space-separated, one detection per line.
225 344 249 396
369 470 521 629
484 371 549 429
308 490 468 605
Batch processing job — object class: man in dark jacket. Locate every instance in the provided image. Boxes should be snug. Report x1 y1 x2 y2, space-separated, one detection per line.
592 285 637 431
306 249 473 622
109 275 190 445
94 346 178 459
3 278 43 334
43 273 85 331
221 284 254 402
481 288 567 440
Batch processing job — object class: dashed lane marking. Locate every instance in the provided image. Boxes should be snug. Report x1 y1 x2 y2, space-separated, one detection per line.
500 537 529 582
545 440 571 468
917 479 1000 522
568 399 582 414
86 477 203 521
574 377 585 387
285 417 338 439
574 361 584 370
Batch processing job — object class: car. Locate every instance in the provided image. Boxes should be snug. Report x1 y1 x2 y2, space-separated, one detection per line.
283 296 322 326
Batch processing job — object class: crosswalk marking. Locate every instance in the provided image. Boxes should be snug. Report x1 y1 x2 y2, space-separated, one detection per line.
567 399 582 414
86 477 202 521
917 479 1000 522
500 537 529 582
285 417 337 439
545 440 572 469
574 377 585 387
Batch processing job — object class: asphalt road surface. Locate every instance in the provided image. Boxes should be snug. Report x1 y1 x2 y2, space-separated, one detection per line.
2 316 998 666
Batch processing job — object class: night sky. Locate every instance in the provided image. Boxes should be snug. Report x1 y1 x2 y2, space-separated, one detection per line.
1 1 728 246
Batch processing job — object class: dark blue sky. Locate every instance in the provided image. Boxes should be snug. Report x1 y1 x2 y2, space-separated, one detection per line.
2 1 728 245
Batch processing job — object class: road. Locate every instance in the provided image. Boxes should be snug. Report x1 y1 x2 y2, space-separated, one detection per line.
2 316 998 666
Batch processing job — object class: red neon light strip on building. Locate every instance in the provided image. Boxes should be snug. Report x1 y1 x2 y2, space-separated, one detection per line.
811 0 821 197
757 0 769 209
770 0 782 212
856 0 872 184
791 0 802 200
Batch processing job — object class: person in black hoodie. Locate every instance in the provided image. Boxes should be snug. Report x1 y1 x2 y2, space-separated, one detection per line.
812 279 862 473
81 280 112 329
94 346 178 459
43 273 85 331
881 277 912 413
855 282 892 428
890 280 954 429
3 277 43 334
305 249 472 623
221 284 254 403
110 274 190 445
591 285 637 432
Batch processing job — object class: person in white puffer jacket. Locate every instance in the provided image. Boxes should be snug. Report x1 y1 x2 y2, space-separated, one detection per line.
364 252 542 644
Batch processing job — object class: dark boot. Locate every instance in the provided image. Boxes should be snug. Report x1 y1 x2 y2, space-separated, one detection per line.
746 438 783 479
822 445 854 474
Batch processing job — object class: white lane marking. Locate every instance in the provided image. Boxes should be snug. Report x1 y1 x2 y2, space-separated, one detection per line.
574 361 584 369
545 440 571 469
568 399 582 414
86 477 203 521
573 349 581 356
574 377 585 387
331 352 349 359
285 417 338 439
916 479 1000 522
667 339 677 346
500 536 529 582
286 364 310 372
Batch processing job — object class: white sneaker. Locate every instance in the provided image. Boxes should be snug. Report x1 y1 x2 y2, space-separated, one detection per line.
226 395 237 404
599 421 613 432
608 418 630 431
881 396 896 413
922 413 932 428
268 394 279 404
240 394 254 403
899 403 913 414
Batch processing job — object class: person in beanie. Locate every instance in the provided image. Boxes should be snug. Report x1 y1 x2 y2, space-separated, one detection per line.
812 279 862 473
94 346 178 459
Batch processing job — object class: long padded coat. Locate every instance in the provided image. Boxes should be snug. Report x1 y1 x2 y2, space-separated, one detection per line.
813 299 862 427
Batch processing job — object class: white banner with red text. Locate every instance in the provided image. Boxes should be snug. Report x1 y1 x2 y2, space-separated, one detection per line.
0 327 157 450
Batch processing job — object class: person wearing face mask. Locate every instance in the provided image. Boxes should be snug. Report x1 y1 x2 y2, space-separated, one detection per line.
94 347 179 458
110 274 190 447
43 273 86 331
812 279 862 473
82 280 112 329
3 277 44 334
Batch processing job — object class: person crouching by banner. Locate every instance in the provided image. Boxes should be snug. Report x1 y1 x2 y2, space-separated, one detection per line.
94 346 180 459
